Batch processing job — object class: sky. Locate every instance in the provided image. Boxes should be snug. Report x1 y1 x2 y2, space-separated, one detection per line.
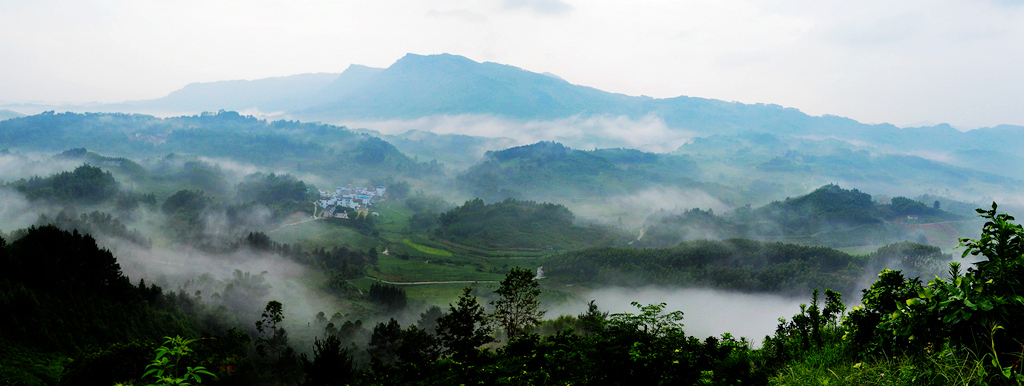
1 0 1023 128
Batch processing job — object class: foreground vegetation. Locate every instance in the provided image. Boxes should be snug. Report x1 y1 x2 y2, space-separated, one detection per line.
0 112 1020 384
2 202 1022 385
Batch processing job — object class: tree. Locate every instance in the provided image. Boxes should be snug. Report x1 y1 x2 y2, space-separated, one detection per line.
578 300 609 334
302 335 354 386
435 287 493 358
491 267 545 340
397 325 441 365
161 189 209 217
368 318 402 369
416 305 444 334
255 300 288 360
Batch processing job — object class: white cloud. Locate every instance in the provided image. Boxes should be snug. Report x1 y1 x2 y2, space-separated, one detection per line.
346 114 697 153
547 286 805 346
502 0 573 15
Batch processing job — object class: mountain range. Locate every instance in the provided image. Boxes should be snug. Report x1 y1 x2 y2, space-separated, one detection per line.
5 53 1024 188
13 53 1012 148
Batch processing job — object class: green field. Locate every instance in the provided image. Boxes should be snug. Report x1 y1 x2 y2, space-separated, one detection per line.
399 238 453 257
264 203 558 313
268 217 379 250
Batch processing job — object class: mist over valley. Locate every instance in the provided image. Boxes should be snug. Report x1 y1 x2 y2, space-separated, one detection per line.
1 52 1022 385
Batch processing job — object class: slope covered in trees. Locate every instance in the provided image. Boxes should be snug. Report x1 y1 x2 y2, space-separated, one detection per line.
10 164 118 204
436 198 627 250
0 226 203 384
0 111 441 180
456 141 697 201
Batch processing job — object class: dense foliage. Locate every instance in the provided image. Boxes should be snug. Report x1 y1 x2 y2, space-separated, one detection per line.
491 267 545 340
769 203 1024 385
0 226 209 384
0 111 442 181
11 164 118 204
35 210 152 247
456 141 697 201
367 283 408 312
361 297 765 385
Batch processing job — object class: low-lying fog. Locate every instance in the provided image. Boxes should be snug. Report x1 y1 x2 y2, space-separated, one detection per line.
346 114 698 153
551 287 807 347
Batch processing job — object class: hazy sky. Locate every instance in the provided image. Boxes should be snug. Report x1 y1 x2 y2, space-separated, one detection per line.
1 0 1023 128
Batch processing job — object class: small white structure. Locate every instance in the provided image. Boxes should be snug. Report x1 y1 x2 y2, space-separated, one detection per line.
535 266 544 280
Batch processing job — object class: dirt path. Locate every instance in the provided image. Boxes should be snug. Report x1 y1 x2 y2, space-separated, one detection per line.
267 217 318 233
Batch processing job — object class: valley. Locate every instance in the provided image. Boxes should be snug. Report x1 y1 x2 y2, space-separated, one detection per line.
0 53 1021 385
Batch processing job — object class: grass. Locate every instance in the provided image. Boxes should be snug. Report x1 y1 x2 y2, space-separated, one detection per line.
269 218 379 250
0 341 68 386
769 347 991 386
400 238 453 257
259 204 573 321
371 253 505 282
372 200 415 234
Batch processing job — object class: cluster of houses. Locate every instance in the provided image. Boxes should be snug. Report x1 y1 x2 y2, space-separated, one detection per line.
315 185 387 218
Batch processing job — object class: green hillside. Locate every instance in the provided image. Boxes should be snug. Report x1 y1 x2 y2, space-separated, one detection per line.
456 141 698 201
641 184 966 248
436 197 627 251
0 111 441 181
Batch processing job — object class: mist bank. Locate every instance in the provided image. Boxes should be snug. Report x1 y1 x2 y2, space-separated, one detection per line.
638 184 977 250
347 113 697 154
544 236 955 301
549 287 806 346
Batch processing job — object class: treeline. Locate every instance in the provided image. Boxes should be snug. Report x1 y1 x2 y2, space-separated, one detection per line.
293 268 768 385
343 294 765 385
11 164 118 204
234 231 378 278
34 210 152 248
436 197 626 250
367 283 407 311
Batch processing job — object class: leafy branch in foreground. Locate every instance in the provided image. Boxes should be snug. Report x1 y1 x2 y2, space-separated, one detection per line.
124 336 216 386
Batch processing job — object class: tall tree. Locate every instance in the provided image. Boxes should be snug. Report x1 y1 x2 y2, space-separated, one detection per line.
255 300 288 360
368 318 402 369
492 267 546 340
435 287 493 359
302 335 354 386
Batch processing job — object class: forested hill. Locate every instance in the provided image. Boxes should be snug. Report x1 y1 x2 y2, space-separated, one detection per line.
1 226 196 350
641 184 965 248
0 111 441 179
456 141 698 201
435 198 627 251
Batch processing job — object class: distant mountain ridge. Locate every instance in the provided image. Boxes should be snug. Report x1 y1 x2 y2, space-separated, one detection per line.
0 109 25 121
7 53 1024 162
